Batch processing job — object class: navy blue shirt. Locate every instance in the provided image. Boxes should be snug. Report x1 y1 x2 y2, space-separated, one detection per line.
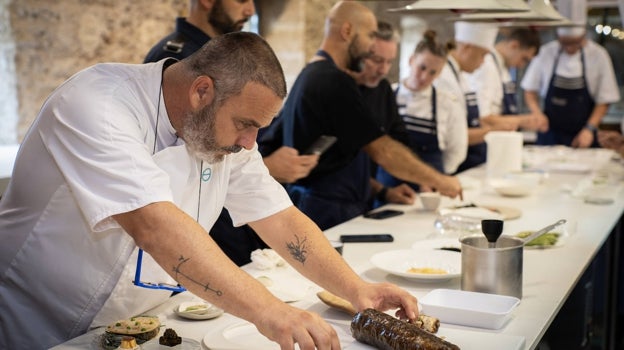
143 17 267 267
144 18 212 63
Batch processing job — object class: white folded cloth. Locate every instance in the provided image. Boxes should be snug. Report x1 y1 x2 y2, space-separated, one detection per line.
250 249 285 270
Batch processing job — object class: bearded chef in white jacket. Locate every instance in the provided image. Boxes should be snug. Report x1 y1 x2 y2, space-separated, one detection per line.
0 31 418 349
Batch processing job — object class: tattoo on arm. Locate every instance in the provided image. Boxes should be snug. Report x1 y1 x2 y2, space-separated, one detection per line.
286 235 308 264
173 255 223 296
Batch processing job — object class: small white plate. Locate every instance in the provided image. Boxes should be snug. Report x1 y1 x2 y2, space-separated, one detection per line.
370 249 461 282
174 302 224 320
420 289 520 330
141 338 200 349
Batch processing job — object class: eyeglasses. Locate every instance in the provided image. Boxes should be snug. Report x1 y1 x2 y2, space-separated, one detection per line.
133 248 187 293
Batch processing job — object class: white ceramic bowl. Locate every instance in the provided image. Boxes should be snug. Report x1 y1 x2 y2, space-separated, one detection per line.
420 192 441 211
489 176 538 197
419 289 520 329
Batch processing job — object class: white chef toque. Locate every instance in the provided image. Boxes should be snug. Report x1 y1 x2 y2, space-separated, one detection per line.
454 21 499 51
556 25 586 38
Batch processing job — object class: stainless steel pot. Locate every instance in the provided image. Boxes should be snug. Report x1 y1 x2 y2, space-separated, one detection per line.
460 235 524 299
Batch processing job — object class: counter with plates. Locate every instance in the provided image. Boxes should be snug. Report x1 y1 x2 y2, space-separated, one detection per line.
53 147 624 350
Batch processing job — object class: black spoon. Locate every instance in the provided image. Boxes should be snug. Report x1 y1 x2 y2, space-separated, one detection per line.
481 219 504 248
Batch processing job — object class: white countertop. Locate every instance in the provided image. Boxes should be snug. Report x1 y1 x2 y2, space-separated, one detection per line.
53 147 624 350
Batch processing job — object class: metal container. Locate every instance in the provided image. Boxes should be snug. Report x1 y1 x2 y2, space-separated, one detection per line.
460 235 524 299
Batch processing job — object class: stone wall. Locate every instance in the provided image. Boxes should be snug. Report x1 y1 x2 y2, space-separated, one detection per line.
3 0 444 142
8 0 186 141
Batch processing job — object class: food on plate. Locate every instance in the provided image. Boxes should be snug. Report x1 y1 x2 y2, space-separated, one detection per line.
105 316 160 343
318 291 440 333
516 231 560 247
406 267 448 275
159 328 182 347
351 309 459 349
117 336 140 350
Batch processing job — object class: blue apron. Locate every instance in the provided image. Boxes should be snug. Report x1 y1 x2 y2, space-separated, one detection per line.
538 48 597 146
376 85 442 191
285 50 372 230
452 61 486 173
491 52 518 115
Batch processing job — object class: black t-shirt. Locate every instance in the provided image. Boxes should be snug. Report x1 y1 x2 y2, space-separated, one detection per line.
264 59 384 185
359 79 409 146
359 79 409 178
144 18 212 63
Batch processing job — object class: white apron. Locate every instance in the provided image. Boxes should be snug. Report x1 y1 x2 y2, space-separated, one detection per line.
90 140 228 328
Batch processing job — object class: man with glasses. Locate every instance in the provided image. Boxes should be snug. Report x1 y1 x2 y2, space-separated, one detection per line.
353 21 417 207
521 25 620 147
260 5 462 230
0 32 418 349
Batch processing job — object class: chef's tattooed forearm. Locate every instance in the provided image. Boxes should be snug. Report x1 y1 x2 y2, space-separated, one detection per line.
286 234 308 264
173 255 223 296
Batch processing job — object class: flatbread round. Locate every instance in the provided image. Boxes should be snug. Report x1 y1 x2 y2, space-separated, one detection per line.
105 316 160 335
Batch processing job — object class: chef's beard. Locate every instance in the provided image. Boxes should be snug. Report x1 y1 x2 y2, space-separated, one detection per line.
347 34 367 73
209 0 249 34
183 102 242 164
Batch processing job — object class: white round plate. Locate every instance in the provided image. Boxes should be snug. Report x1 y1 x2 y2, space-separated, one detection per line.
202 321 368 350
174 302 224 320
141 337 200 349
370 249 461 282
203 321 292 350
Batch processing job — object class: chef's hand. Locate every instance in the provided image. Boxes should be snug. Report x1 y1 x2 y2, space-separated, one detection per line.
536 113 549 132
598 130 624 150
264 146 319 184
386 184 417 204
433 175 463 200
482 115 519 131
255 302 340 350
350 282 419 322
519 114 541 131
571 128 594 148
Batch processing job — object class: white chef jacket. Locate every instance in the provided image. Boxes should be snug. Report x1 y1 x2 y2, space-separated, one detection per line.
394 83 468 174
434 56 470 120
520 40 620 105
0 60 292 349
466 50 509 117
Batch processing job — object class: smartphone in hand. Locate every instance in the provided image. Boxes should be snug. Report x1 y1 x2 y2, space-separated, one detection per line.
304 135 337 155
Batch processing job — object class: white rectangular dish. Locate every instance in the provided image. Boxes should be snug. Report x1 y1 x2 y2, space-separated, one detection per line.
419 289 520 330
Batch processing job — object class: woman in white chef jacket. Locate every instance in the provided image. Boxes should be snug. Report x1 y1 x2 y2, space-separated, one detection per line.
434 21 517 173
466 28 543 130
376 30 466 191
521 26 620 147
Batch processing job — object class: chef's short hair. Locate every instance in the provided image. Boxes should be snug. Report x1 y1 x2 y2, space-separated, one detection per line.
184 32 287 104
374 21 400 42
504 28 541 54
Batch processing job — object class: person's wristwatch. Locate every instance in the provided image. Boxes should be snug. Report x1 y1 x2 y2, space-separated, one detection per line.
584 124 598 133
376 187 388 202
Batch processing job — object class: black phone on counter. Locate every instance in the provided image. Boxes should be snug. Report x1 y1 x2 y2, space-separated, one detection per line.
304 135 337 155
363 209 404 220
339 234 394 243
